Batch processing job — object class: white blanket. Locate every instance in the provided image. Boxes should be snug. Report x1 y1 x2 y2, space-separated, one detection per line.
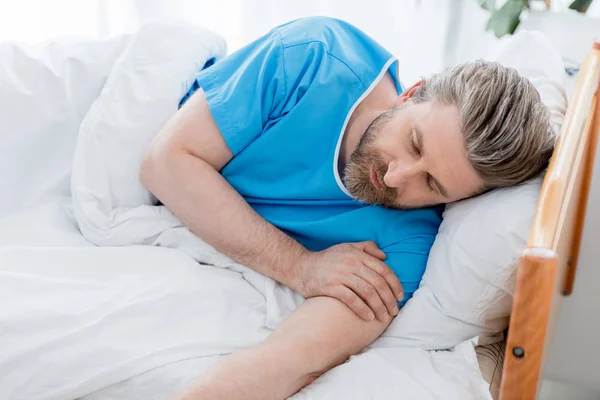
0 22 491 400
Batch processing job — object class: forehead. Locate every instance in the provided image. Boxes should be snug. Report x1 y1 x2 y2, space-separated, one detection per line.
410 101 484 200
421 101 460 132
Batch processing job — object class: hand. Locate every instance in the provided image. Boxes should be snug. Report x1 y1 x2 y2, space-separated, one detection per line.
292 241 404 322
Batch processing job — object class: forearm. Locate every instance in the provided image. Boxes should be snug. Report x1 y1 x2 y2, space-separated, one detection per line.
174 296 391 400
141 149 306 287
141 90 402 323
173 341 312 400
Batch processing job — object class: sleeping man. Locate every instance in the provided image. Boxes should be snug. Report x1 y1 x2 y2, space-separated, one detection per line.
140 17 554 399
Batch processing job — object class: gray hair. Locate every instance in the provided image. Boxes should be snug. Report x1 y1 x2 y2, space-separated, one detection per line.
412 60 555 190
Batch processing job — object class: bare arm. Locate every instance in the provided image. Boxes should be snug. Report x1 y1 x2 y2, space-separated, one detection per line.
174 296 391 400
140 89 403 321
141 89 306 287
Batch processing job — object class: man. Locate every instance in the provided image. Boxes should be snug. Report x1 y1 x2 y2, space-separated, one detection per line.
140 17 554 399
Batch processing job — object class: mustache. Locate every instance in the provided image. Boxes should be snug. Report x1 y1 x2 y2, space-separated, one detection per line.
343 144 397 207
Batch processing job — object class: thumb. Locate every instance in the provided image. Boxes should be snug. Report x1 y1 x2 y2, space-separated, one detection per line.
352 241 386 260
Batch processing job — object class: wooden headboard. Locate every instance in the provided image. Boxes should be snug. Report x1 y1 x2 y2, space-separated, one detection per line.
499 41 600 399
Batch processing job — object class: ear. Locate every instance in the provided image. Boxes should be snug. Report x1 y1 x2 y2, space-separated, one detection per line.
394 79 425 107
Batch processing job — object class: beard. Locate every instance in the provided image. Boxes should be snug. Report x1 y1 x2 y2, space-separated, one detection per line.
343 110 400 209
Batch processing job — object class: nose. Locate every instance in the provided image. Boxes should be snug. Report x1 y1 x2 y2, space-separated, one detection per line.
383 159 420 188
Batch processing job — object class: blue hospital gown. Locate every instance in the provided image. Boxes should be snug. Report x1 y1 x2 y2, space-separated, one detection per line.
180 17 443 304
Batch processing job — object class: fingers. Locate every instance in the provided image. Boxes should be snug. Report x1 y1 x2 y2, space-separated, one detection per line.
333 286 375 321
318 242 403 322
360 255 404 303
355 265 399 318
343 274 390 322
351 241 386 260
348 241 403 303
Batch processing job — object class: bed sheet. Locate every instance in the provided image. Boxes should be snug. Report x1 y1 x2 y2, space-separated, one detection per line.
0 223 270 400
81 343 489 400
0 201 491 400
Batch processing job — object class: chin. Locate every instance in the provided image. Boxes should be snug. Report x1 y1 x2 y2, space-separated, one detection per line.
383 202 439 211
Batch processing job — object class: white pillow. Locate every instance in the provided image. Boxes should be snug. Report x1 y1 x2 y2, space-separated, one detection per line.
0 35 131 218
379 31 568 349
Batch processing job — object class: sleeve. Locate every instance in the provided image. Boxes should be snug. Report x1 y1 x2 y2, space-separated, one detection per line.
381 236 436 306
192 30 287 155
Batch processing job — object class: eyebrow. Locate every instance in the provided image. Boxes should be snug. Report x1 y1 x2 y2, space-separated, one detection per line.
413 124 450 199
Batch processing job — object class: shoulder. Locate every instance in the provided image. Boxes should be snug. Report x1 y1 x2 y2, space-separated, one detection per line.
275 16 382 56
275 16 354 47
274 17 394 86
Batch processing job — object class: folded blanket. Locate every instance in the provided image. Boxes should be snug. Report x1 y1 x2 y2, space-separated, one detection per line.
70 20 306 330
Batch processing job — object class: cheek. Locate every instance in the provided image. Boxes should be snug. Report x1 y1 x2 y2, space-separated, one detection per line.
374 130 403 162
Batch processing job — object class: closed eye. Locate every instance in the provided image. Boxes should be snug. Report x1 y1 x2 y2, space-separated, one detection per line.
425 174 435 192
411 128 421 156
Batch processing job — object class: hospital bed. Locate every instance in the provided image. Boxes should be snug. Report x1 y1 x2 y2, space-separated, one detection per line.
0 22 598 400
500 41 600 399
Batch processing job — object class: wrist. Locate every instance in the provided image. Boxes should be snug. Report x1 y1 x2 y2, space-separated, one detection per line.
284 245 313 293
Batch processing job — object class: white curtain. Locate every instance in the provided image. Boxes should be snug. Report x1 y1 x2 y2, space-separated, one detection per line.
0 0 469 84
0 0 104 42
5 0 598 83
125 0 461 84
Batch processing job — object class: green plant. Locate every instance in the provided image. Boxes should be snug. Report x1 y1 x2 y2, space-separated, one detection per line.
480 0 596 37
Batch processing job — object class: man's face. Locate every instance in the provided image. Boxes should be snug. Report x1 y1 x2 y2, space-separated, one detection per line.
343 100 484 209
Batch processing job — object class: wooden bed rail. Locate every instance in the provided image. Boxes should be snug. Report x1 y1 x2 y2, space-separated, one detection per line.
500 42 600 400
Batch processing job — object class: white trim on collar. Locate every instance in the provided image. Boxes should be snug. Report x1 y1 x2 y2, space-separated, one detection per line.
333 56 399 197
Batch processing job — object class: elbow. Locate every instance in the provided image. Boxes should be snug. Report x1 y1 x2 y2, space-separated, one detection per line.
139 141 173 195
139 145 157 193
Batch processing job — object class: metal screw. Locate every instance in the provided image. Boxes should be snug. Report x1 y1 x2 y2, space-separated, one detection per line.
564 257 573 295
512 347 525 358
